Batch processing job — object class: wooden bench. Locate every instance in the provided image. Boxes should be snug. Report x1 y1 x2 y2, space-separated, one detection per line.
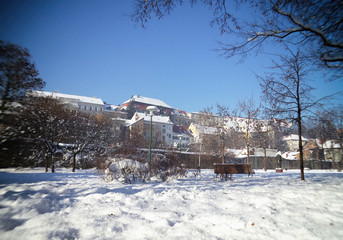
214 163 254 179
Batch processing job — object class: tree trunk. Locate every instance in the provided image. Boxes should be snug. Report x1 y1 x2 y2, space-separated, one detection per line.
263 145 267 171
72 152 77 172
246 144 250 165
45 156 49 173
0 80 10 122
51 156 55 173
298 120 305 180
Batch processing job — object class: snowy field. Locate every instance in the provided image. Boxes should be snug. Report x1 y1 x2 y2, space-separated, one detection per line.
0 168 343 240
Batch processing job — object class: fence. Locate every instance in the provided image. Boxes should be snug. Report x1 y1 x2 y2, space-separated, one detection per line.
177 152 343 170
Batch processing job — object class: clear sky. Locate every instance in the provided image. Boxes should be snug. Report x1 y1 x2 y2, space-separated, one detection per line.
0 0 341 113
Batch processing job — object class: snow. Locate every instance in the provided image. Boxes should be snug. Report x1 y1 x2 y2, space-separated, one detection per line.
191 123 218 135
323 140 341 149
124 95 173 109
283 134 308 142
1 168 343 240
282 151 299 160
30 90 104 105
128 112 173 125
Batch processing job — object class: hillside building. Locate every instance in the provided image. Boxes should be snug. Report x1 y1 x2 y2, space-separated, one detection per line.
29 90 105 114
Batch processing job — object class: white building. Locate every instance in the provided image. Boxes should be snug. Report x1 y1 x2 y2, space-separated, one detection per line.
29 90 105 114
282 134 308 152
127 112 174 147
172 125 192 149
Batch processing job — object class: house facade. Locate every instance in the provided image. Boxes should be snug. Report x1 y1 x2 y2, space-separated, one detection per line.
323 140 342 162
29 90 105 114
283 134 308 152
127 112 174 148
172 125 192 149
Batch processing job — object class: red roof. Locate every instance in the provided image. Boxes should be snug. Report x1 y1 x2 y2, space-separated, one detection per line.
173 125 192 135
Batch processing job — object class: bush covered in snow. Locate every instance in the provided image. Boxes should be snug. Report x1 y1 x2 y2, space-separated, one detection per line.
104 155 186 183
105 158 149 183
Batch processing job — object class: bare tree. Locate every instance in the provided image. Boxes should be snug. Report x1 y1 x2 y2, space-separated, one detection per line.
234 96 262 165
194 107 226 162
330 106 343 162
66 112 114 172
15 96 68 172
0 41 45 121
258 49 336 180
132 0 343 74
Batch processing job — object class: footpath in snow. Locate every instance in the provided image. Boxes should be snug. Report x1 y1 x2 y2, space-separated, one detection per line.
0 168 343 240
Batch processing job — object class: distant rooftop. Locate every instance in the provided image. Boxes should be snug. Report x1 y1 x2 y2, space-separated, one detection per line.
123 95 173 109
29 90 104 105
126 112 173 126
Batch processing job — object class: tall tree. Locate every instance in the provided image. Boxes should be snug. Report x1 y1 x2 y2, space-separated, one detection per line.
14 96 68 172
197 106 230 163
235 96 261 165
132 0 343 74
0 41 45 121
258 49 334 180
67 112 114 172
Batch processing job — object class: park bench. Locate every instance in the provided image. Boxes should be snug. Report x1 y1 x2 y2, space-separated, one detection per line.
213 163 254 179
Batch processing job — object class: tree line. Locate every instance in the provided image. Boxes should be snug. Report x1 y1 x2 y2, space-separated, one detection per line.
131 0 343 181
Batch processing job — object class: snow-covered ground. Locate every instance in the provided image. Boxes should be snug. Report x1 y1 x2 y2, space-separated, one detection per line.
1 168 343 240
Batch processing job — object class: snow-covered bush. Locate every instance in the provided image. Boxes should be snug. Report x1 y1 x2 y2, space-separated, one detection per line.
104 155 186 183
105 158 149 183
150 154 187 181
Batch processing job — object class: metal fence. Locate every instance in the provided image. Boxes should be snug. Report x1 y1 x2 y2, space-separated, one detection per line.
178 153 343 170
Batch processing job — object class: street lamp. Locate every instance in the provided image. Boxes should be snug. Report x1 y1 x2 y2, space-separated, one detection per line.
147 106 157 176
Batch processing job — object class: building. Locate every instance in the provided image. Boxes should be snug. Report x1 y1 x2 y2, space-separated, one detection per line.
170 109 192 127
188 123 218 144
323 140 342 162
126 112 174 148
282 134 308 152
123 95 174 115
104 103 127 119
29 90 105 114
296 140 322 160
172 125 192 149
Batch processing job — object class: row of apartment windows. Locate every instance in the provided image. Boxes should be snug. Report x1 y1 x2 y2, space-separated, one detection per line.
78 105 103 112
173 136 190 141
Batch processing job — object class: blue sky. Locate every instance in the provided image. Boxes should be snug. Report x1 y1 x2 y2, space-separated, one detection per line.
0 0 341 113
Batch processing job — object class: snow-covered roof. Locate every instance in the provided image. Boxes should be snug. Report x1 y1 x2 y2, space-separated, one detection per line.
173 125 192 136
281 151 299 160
127 112 173 126
104 104 120 112
190 124 218 135
30 90 104 105
174 109 188 116
283 134 308 142
124 95 173 109
226 148 278 158
253 148 278 157
323 140 341 149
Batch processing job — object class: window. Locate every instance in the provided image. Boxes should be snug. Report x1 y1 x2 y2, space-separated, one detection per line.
89 106 92 111
84 106 87 110
95 107 97 112
163 129 166 133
